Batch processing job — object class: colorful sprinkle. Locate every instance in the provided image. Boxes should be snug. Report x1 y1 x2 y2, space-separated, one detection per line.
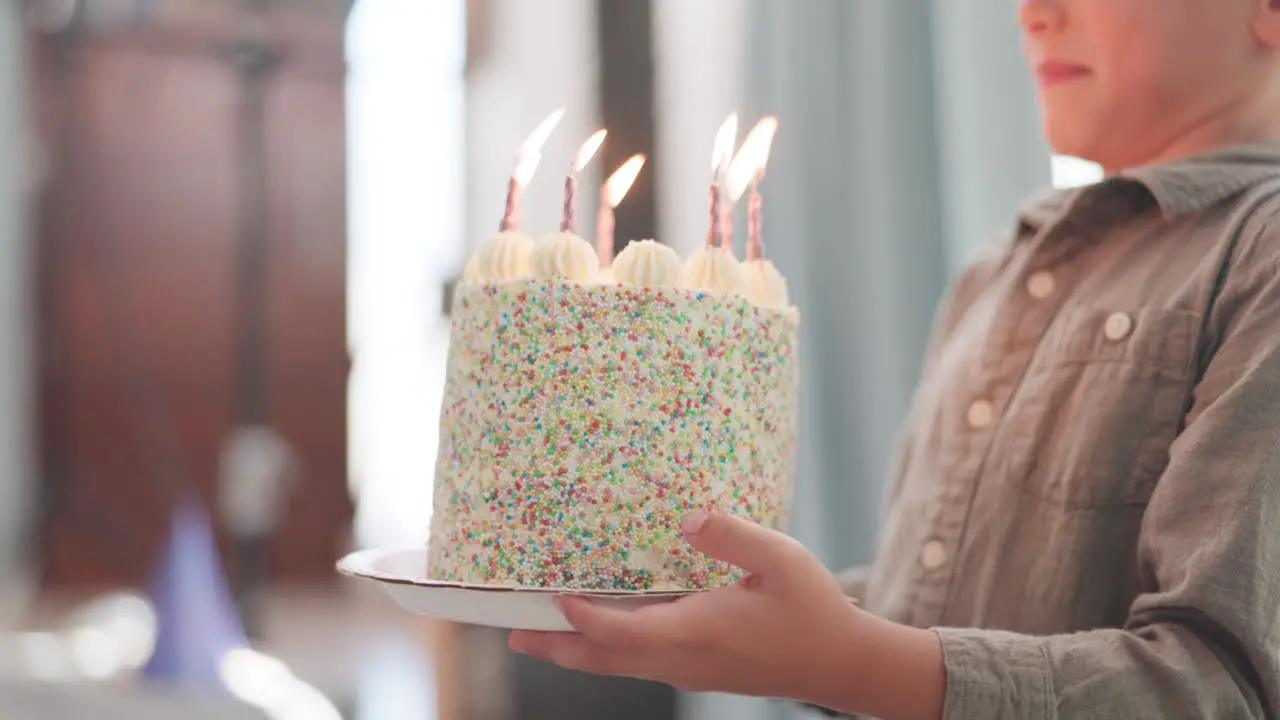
427 278 799 591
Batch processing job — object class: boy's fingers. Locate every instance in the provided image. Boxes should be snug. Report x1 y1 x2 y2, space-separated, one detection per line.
681 511 806 581
556 595 685 649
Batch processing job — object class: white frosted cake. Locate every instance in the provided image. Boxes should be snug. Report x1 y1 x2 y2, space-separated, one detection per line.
427 233 799 591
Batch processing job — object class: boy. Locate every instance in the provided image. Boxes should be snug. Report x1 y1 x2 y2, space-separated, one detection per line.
509 0 1280 717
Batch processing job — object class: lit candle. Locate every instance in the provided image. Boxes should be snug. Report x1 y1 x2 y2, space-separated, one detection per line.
748 177 763 260
596 154 646 266
562 129 607 233
708 113 738 250
500 108 565 232
725 117 779 260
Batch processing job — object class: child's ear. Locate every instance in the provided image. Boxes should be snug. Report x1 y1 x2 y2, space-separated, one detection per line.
1255 0 1280 45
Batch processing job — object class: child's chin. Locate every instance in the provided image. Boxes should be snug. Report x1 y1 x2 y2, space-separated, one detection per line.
1040 114 1101 163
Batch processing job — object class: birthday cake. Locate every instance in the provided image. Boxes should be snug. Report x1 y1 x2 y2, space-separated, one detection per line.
426 114 796 592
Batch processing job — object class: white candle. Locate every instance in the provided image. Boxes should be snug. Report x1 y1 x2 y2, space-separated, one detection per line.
500 108 565 232
708 113 738 250
725 117 779 259
562 129 607 233
596 154 646 266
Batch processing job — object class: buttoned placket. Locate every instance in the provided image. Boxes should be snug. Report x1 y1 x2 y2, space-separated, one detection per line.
909 209 1089 630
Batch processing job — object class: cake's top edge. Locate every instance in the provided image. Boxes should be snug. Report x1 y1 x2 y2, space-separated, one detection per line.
456 276 802 323
462 233 795 313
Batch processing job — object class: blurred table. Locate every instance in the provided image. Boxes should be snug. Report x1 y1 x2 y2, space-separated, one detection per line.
7 581 462 720
0 681 268 720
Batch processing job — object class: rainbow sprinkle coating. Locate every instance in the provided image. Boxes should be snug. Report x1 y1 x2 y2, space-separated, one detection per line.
427 278 800 591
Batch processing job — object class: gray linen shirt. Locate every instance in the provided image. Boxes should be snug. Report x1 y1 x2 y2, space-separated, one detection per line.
836 141 1280 719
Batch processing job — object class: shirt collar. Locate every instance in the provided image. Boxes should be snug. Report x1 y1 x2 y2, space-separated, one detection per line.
1015 139 1280 236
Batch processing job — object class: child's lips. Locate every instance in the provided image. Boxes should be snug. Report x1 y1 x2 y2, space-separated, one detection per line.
1035 60 1091 87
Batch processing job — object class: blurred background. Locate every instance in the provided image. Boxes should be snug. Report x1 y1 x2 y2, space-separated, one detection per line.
0 0 1101 718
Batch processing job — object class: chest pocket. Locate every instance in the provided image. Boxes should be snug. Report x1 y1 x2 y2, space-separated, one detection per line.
1010 306 1199 508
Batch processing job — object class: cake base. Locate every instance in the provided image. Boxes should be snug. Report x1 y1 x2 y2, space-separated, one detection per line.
431 279 800 591
338 548 692 632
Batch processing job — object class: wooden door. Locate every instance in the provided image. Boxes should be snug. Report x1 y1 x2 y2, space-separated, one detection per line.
31 0 353 592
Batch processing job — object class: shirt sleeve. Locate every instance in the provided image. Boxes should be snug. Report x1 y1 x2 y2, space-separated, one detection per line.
933 251 1280 719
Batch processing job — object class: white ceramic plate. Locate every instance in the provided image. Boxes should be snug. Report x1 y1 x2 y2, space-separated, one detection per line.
337 548 695 632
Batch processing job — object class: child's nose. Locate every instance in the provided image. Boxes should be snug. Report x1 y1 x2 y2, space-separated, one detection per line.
1019 0 1067 35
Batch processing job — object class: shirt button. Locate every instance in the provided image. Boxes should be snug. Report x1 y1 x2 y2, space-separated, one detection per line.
1026 271 1056 299
1104 312 1133 341
966 399 994 429
920 540 948 569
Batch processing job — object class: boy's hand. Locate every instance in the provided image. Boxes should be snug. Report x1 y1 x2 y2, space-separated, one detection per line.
507 511 875 706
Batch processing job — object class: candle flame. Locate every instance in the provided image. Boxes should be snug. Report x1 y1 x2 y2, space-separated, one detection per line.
573 129 608 172
514 108 567 187
711 112 739 176
725 116 779 203
520 108 567 158
514 152 544 188
605 154 646 208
